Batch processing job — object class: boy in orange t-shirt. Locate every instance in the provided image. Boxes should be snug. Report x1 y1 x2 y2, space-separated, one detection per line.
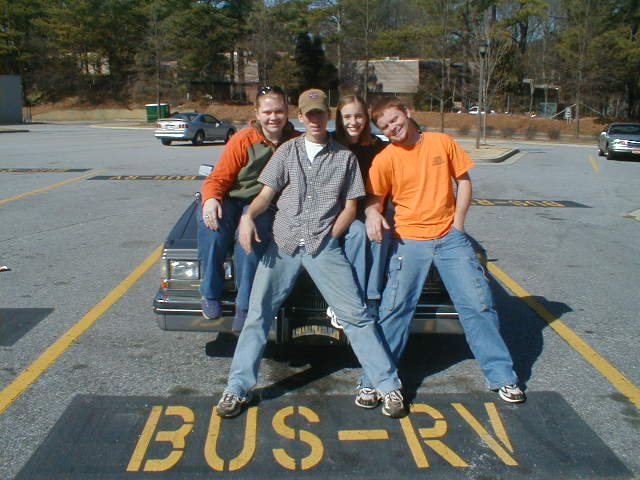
359 97 526 405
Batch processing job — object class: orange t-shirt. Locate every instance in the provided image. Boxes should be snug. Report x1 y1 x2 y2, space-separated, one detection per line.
366 132 474 240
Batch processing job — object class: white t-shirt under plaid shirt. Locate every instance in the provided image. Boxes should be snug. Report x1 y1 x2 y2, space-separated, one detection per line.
258 135 365 255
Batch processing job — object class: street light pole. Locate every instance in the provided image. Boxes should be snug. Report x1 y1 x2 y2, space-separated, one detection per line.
475 42 487 149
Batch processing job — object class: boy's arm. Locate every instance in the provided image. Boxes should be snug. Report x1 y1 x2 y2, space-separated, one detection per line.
202 198 224 230
201 133 248 203
201 133 249 230
364 194 389 242
453 172 472 232
238 185 277 254
331 198 357 238
364 148 391 243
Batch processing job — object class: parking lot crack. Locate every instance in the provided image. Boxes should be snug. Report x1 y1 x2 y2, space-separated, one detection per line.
0 212 139 243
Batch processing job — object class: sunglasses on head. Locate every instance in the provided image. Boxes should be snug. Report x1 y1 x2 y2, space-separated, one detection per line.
258 86 284 96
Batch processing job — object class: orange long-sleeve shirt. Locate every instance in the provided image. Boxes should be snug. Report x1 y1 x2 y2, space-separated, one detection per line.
201 122 299 203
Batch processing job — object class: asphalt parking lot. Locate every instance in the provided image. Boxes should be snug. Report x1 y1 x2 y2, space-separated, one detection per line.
1 123 639 479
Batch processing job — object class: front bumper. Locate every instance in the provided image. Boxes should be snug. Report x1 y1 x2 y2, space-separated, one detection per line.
153 290 462 342
609 142 640 156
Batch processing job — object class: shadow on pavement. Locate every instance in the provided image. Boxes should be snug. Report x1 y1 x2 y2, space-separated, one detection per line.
470 236 573 389
205 235 573 405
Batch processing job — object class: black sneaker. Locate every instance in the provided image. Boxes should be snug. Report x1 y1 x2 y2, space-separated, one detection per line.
497 384 526 403
381 389 407 418
355 386 380 409
216 392 251 418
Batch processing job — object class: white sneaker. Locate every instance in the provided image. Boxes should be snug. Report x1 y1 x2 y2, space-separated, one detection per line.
496 384 526 403
216 392 252 418
381 389 407 418
326 307 343 330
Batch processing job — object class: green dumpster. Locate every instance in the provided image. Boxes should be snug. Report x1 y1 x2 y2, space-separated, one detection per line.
145 103 170 123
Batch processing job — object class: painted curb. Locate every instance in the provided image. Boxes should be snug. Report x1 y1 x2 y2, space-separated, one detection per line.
472 148 520 164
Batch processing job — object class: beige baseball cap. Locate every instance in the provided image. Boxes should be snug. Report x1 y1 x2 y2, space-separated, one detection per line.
298 89 329 114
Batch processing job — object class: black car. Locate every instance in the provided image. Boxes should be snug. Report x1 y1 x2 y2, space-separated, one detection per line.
153 178 461 344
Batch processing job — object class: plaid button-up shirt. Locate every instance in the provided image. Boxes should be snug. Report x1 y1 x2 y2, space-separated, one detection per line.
258 135 365 255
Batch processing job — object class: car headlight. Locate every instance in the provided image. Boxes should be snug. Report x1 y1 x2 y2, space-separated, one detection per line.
169 260 200 280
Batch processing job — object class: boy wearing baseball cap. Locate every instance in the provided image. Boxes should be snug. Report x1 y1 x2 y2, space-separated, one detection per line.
215 89 405 419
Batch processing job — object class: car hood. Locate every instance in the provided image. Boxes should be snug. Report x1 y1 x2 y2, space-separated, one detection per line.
609 133 640 141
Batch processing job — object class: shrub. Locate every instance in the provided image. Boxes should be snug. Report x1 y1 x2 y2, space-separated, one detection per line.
501 127 515 138
458 125 470 136
548 129 561 140
525 127 537 139
484 125 495 137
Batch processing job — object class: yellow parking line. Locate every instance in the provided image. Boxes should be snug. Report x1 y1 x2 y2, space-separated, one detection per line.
0 169 106 205
487 261 640 409
587 154 600 173
338 430 390 441
0 244 163 415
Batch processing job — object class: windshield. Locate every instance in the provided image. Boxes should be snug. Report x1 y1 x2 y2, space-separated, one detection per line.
172 113 197 122
610 124 640 135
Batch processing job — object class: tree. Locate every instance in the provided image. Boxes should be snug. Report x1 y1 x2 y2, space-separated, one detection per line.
219 0 255 101
247 0 310 90
607 0 640 119
500 0 550 55
556 0 613 135
458 2 513 110
168 1 236 100
0 0 51 101
408 0 463 129
39 0 146 101
309 0 346 86
311 0 390 97
497 0 550 111
132 0 178 105
294 32 337 95
270 54 303 94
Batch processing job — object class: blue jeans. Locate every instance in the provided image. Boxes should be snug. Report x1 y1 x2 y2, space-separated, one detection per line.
343 219 392 302
197 198 274 312
225 239 402 397
360 227 518 390
343 205 395 302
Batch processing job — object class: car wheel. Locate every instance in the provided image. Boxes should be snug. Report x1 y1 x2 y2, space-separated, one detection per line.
224 130 235 144
161 139 172 146
597 148 604 156
192 130 205 146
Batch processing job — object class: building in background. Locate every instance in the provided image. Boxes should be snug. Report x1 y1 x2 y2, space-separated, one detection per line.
0 75 23 123
522 78 561 116
355 57 469 110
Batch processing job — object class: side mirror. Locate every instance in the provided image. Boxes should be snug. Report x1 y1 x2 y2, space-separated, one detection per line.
199 164 214 177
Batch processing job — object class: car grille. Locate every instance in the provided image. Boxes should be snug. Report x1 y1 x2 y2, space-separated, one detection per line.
285 271 327 311
283 265 446 312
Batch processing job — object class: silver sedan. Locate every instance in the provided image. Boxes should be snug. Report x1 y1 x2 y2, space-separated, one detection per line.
598 122 640 160
154 112 236 146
